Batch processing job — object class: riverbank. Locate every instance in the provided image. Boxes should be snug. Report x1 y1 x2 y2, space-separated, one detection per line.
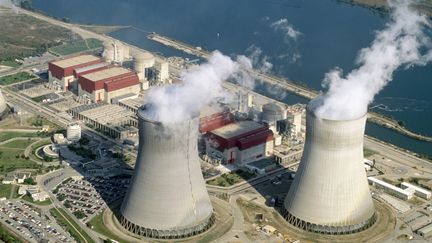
339 0 432 16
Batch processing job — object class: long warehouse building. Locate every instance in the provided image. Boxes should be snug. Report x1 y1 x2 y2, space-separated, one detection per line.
78 66 140 103
48 55 103 91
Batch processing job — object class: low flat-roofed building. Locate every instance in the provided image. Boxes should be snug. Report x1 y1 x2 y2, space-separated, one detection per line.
418 223 432 238
274 144 303 165
48 55 103 91
68 103 137 139
368 177 414 200
206 120 273 165
31 191 49 202
2 175 15 184
117 96 145 113
245 159 277 174
16 173 28 184
401 182 432 200
78 66 140 103
18 185 29 195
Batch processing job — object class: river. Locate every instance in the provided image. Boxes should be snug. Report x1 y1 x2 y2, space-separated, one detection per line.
32 0 432 156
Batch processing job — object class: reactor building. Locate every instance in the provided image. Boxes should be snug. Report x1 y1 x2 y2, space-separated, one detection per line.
282 101 376 234
120 105 214 239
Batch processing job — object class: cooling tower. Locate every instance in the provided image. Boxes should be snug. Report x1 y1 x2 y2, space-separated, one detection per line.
103 42 115 62
0 91 7 115
282 104 376 234
120 105 214 239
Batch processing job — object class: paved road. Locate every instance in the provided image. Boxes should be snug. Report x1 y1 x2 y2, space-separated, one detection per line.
214 195 249 243
364 137 432 175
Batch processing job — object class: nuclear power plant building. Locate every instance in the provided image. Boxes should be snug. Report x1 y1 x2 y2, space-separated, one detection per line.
48 55 103 91
282 104 376 234
205 120 274 164
120 105 214 239
78 66 140 103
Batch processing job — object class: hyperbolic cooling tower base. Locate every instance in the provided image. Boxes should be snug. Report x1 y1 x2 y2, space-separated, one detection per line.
119 213 215 239
281 208 377 235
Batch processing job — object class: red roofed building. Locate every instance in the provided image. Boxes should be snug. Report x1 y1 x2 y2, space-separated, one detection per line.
199 110 234 134
78 66 140 103
48 55 103 91
205 120 274 164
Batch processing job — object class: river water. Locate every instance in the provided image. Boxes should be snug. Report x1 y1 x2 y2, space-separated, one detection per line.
32 0 432 156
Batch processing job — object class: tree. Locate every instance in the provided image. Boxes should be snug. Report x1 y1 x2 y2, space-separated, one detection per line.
24 178 36 185
64 200 72 208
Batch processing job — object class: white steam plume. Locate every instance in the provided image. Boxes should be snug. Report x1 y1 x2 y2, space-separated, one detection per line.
270 18 302 40
144 51 253 124
0 0 18 13
312 0 432 120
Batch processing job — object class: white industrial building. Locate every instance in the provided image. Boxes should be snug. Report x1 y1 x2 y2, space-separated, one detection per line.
401 182 432 200
67 123 81 142
418 223 432 238
368 177 414 200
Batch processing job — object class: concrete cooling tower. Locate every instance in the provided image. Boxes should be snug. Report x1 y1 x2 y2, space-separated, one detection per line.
120 105 214 239
0 90 7 115
282 103 376 234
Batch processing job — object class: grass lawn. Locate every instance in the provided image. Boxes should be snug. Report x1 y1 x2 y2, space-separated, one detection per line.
0 144 39 173
0 131 39 142
0 72 35 85
207 170 256 187
50 208 94 243
0 185 13 198
21 194 52 206
0 60 20 68
0 139 37 149
27 116 61 131
89 213 127 243
50 38 103 56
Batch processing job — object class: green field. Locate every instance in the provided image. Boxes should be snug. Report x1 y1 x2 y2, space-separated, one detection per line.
0 139 36 150
89 213 127 243
0 72 35 85
27 116 61 131
0 12 72 61
207 170 256 187
0 131 39 142
50 208 94 243
0 60 20 68
50 38 103 56
0 184 13 198
0 139 40 173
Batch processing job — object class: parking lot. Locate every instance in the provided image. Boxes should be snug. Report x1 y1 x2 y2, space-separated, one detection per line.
0 200 71 242
53 176 130 222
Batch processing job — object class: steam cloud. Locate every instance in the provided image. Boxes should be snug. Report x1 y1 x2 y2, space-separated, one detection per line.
312 0 432 120
270 18 302 40
144 51 252 124
270 18 302 63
